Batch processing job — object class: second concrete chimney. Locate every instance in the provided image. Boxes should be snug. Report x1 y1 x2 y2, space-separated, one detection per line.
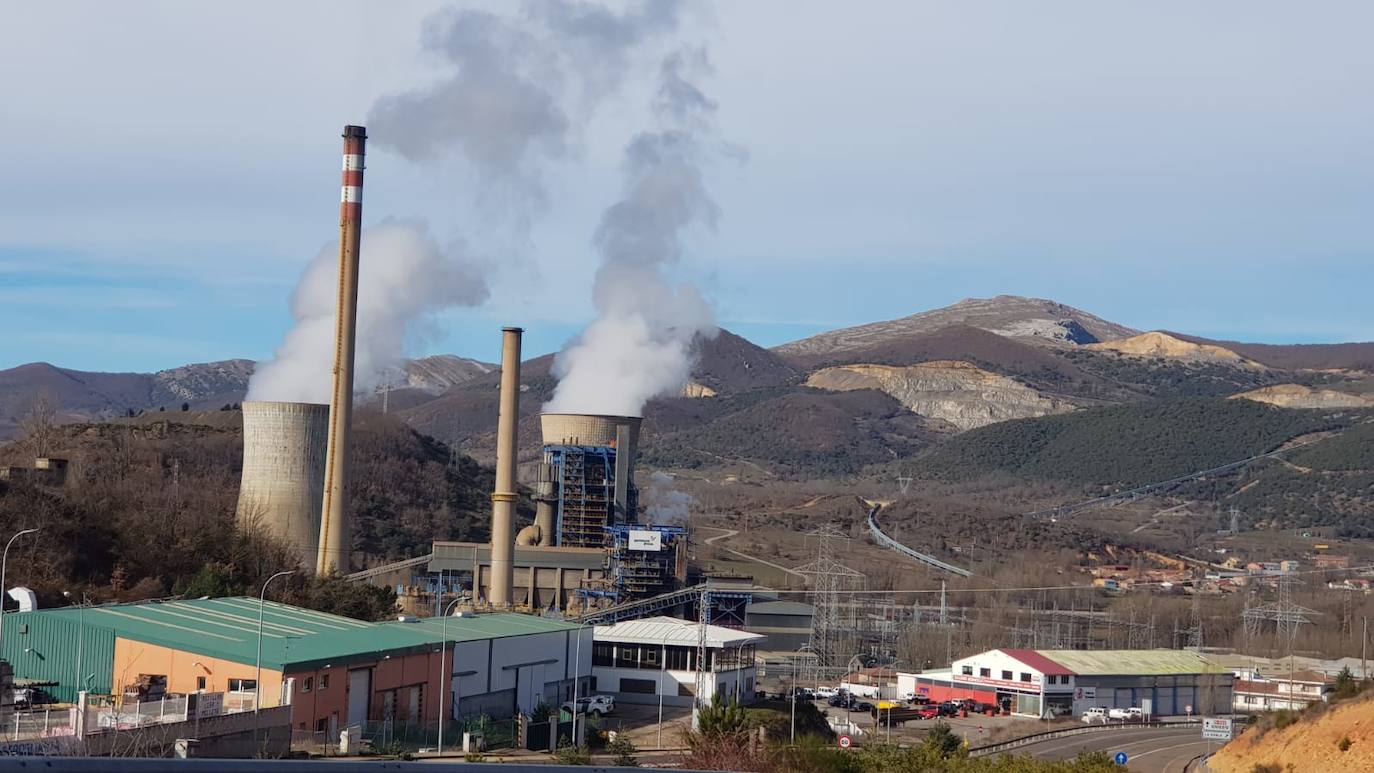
488 327 522 607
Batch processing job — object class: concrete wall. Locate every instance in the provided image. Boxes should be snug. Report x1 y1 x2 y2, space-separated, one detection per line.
112 638 283 707
592 665 757 707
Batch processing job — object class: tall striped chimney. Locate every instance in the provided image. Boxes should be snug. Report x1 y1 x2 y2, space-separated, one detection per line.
317 125 366 575
489 327 523 607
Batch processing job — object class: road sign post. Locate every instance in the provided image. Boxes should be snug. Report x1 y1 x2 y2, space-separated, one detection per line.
1114 751 1129 765
1202 717 1234 741
838 734 853 750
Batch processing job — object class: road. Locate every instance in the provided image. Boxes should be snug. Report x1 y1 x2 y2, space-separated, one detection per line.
1007 725 1211 773
700 525 808 581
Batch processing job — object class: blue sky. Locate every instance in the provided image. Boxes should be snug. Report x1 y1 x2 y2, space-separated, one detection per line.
2 1 1371 372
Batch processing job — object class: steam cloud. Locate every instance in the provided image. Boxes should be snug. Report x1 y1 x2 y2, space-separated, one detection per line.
247 221 488 403
642 471 695 525
544 49 727 416
369 0 683 217
252 1 685 403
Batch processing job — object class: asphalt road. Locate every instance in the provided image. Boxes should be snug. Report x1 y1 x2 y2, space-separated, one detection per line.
1006 725 1213 773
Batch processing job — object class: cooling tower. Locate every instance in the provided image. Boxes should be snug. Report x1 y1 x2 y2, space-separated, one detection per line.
539 414 641 458
236 401 329 561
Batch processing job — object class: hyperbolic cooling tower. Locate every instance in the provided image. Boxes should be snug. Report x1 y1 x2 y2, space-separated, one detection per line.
236 401 330 561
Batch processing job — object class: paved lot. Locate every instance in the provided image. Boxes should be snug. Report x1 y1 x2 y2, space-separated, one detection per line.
1004 725 1212 773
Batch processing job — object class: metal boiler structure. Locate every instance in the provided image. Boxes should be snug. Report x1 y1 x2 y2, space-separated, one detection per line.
235 401 330 560
537 413 685 602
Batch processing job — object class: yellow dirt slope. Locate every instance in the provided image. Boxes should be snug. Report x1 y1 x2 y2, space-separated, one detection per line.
1209 696 1374 772
1087 331 1264 367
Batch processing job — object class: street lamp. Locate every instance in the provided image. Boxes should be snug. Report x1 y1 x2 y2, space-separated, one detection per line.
0 528 40 648
62 591 90 703
732 642 751 704
255 571 294 715
657 630 672 749
435 597 462 756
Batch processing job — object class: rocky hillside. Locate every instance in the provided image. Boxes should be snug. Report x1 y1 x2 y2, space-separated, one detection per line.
1233 383 1374 409
1086 331 1264 367
773 295 1140 358
1210 693 1374 772
805 360 1076 430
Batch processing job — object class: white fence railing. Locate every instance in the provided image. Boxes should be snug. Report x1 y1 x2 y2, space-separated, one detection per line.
7 691 260 741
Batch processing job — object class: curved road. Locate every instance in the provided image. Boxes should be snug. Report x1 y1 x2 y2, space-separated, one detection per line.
1007 725 1211 772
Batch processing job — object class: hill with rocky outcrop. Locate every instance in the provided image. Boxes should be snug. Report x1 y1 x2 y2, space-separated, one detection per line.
805 360 1077 430
773 295 1140 358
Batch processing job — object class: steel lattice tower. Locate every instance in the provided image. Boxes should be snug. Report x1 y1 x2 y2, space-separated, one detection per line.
797 524 864 678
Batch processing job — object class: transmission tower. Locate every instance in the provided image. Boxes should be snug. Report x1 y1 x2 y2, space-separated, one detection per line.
797 524 865 678
1240 574 1318 653
1186 589 1204 650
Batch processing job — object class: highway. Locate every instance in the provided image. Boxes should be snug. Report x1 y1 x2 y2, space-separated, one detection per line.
1005 725 1213 772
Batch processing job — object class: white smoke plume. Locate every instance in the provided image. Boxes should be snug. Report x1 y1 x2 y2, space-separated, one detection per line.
642 470 695 525
247 221 488 403
368 0 683 217
253 2 685 404
544 49 726 416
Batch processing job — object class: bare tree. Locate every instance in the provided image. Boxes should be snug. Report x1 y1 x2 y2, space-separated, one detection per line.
18 393 59 459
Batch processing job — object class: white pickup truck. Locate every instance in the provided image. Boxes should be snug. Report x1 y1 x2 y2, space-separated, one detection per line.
1081 707 1107 724
561 695 616 717
1108 707 1143 721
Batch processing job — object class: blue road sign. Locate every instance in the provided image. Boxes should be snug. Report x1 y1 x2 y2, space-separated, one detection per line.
1114 751 1129 765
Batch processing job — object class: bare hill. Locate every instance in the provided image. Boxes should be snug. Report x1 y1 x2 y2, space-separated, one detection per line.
774 295 1139 358
1232 384 1374 410
1087 331 1264 367
1168 332 1374 372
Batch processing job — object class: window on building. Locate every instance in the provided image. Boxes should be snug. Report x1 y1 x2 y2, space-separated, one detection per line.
961 666 973 676
677 683 695 697
316 718 328 732
1001 671 1012 681
1046 675 1056 685
1020 673 1032 683
593 642 615 667
302 677 313 693
980 668 990 678
665 646 692 671
616 645 639 669
321 674 330 690
228 679 257 692
620 678 656 694
196 676 206 691
643 645 661 669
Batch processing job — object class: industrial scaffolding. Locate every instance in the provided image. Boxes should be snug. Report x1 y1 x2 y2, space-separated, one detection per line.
548 445 616 547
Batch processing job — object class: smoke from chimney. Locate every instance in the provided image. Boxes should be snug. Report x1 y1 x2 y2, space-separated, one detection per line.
247 220 489 404
544 48 730 417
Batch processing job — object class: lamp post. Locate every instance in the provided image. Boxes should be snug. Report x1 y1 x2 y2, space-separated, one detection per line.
732 642 751 704
657 630 672 749
435 597 463 756
0 528 40 648
255 569 294 741
569 623 588 746
61 591 90 703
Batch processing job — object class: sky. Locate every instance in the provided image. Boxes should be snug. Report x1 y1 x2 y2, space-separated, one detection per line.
1 1 1371 372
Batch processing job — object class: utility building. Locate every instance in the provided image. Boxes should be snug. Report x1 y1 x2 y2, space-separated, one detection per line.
926 648 1233 718
592 617 763 707
0 599 591 737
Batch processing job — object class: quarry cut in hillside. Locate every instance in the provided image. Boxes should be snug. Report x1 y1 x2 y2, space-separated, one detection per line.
1232 383 1374 409
805 360 1075 430
1209 695 1374 772
1088 331 1264 368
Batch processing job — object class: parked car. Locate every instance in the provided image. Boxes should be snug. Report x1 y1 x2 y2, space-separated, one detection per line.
1081 707 1108 724
914 706 942 720
815 687 839 699
854 701 875 713
1107 707 1142 721
936 702 962 717
561 695 615 717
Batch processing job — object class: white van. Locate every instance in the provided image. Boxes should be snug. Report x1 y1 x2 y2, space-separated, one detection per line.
1081 707 1108 724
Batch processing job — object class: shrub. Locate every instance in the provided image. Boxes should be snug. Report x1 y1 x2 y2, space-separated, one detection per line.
607 733 639 767
553 738 591 766
1338 736 1353 752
